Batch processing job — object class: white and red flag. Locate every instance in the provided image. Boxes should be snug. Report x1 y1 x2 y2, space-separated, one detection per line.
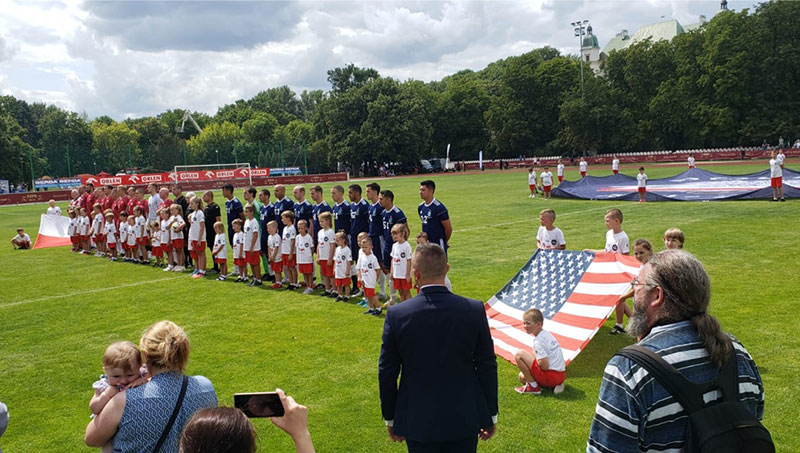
485 250 641 366
33 214 72 249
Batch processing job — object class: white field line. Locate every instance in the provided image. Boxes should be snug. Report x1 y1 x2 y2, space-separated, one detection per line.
0 276 184 310
452 204 620 234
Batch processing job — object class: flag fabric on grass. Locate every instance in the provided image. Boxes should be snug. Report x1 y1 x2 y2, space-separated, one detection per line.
485 250 641 366
33 214 72 249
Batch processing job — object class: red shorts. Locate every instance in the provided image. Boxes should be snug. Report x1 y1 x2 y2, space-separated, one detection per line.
162 243 173 252
215 258 227 264
190 240 206 251
245 251 260 266
152 246 162 257
580 171 586 177
81 235 89 241
393 278 412 290
282 254 296 267
613 170 619 174
558 176 563 183
318 260 334 277
543 185 551 193
71 236 79 244
335 278 350 287
529 184 536 191
638 187 646 194
363 287 376 297
234 258 246 267
136 237 147 245
689 165 695 169
271 261 284 273
107 242 116 249
95 234 105 242
172 238 184 249
530 360 566 388
771 177 782 188
298 263 313 274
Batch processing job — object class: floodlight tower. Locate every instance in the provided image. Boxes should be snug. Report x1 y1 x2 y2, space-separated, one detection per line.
571 19 589 104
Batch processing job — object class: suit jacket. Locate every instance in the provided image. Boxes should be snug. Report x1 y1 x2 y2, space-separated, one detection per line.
378 285 498 442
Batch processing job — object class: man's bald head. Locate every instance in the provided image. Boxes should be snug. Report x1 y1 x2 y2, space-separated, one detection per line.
412 243 448 283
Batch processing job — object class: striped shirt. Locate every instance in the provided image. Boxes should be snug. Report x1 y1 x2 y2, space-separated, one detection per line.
587 320 764 453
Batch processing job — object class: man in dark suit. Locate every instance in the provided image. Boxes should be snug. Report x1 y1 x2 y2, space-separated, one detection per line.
379 243 498 453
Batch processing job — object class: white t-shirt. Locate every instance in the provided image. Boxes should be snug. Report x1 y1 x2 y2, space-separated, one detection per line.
776 152 785 166
557 164 564 177
357 253 380 288
268 233 281 260
68 218 76 236
243 218 260 252
213 233 227 258
233 231 245 259
579 161 587 172
612 159 619 171
391 241 413 279
47 206 62 216
106 222 117 244
119 222 128 243
317 228 335 262
80 216 90 235
637 173 647 187
528 172 537 185
281 224 296 255
160 219 169 244
770 159 783 178
605 229 630 254
14 233 31 244
127 223 137 246
189 210 205 242
169 215 184 239
295 233 314 264
151 231 161 247
147 194 161 222
92 213 104 236
541 171 553 187
533 329 566 372
135 215 146 238
688 156 695 167
334 246 352 279
537 226 565 250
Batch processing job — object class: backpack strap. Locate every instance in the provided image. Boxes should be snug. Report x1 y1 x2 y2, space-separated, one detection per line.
617 345 705 413
153 374 189 453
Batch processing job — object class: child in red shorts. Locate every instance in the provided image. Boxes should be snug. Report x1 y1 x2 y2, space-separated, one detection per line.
150 220 163 267
295 219 314 293
316 212 336 296
280 211 298 290
267 221 283 289
333 231 352 301
357 236 381 316
231 219 247 282
211 222 228 281
636 166 647 203
514 308 566 395
390 223 413 302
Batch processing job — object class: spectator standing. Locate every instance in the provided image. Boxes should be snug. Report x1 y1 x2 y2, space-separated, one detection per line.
379 244 497 452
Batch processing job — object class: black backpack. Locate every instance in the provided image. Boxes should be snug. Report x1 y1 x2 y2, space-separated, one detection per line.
616 345 774 453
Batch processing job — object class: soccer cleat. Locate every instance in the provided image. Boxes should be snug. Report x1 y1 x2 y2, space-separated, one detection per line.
303 288 314 294
217 275 227 281
780 198 786 202
553 383 565 395
515 383 541 395
363 308 374 315
608 325 626 335
164 265 173 271
352 290 363 298
371 308 383 317
191 272 204 279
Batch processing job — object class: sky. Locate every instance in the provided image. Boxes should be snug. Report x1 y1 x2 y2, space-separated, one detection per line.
0 0 756 120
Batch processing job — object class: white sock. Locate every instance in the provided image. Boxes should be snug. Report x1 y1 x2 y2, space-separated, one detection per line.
528 381 538 387
390 286 397 301
615 323 623 329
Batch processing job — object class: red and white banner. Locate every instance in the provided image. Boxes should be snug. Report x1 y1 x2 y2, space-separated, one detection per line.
33 214 72 249
81 168 269 186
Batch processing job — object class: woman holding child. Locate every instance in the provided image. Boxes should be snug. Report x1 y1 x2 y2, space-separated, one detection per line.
85 320 217 452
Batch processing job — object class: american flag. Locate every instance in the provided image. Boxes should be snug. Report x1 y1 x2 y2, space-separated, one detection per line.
485 250 641 366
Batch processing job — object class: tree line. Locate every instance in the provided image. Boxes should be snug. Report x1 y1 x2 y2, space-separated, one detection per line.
1 1 797 185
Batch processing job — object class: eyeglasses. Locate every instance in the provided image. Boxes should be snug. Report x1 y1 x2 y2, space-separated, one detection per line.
631 277 657 289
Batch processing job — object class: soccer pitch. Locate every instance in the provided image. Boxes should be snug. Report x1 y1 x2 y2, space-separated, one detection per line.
1 162 797 452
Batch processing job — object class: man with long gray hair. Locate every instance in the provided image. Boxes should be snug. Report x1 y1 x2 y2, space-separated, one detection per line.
587 250 765 452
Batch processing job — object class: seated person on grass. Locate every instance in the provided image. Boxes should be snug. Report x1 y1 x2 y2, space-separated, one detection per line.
11 228 31 249
514 308 566 395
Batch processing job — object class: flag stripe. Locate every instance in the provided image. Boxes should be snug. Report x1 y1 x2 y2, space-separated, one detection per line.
551 311 611 330
566 293 622 306
579 272 635 284
486 305 587 351
560 301 617 319
585 261 641 276
572 281 632 296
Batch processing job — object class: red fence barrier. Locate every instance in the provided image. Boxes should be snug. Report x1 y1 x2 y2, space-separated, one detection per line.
0 172 349 206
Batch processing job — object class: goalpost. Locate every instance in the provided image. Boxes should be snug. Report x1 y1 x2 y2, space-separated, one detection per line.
173 162 252 186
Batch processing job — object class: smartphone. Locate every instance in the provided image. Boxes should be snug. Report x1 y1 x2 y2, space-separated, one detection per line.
234 392 285 418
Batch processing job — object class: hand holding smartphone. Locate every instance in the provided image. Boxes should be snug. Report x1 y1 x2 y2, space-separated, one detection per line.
234 392 285 418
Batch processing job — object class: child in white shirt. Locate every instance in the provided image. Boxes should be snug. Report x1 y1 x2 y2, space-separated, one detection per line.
243 204 261 286
105 212 118 261
390 223 413 302
636 166 647 203
527 167 537 198
540 166 554 200
232 219 246 281
267 221 283 289
166 204 186 271
316 212 336 296
211 222 228 281
333 231 352 301
295 220 315 294
357 236 381 315
536 209 565 250
280 211 298 289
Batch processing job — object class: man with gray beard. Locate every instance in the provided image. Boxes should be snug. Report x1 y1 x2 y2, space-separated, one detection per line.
587 250 765 452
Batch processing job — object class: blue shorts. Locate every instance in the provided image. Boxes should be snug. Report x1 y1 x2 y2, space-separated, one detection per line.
370 236 385 263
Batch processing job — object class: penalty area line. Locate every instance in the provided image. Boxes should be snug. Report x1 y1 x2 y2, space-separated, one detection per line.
0 276 184 310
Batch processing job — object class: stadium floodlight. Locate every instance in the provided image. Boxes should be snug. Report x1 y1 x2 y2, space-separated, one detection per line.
570 19 589 104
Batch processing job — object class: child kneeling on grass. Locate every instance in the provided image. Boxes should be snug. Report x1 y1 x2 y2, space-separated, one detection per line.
514 308 566 395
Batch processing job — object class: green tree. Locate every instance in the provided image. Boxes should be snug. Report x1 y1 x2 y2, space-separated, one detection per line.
0 114 42 184
38 106 93 176
185 121 241 165
326 64 380 94
91 120 140 173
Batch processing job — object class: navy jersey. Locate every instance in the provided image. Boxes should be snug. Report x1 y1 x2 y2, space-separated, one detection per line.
293 200 313 229
312 201 332 237
273 197 295 235
349 198 369 249
418 198 450 252
260 202 274 247
225 197 244 244
368 201 385 237
381 206 407 267
332 201 351 235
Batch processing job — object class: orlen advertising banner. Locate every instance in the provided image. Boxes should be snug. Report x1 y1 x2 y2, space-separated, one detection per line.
80 168 269 186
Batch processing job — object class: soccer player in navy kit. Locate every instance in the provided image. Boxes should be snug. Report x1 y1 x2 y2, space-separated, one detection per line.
365 183 387 298
379 189 407 305
331 185 350 236
293 185 313 229
349 184 369 295
259 189 275 281
311 185 332 289
272 184 294 236
418 180 452 254
222 184 244 246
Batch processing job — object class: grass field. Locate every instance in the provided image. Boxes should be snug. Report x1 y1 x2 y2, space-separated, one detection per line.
1 162 798 452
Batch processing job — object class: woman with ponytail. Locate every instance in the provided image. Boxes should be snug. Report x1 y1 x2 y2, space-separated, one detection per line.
86 321 217 452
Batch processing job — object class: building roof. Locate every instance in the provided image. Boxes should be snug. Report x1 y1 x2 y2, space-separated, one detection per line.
602 19 685 54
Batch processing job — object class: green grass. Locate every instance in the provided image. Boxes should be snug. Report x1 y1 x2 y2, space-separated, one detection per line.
1 162 798 451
